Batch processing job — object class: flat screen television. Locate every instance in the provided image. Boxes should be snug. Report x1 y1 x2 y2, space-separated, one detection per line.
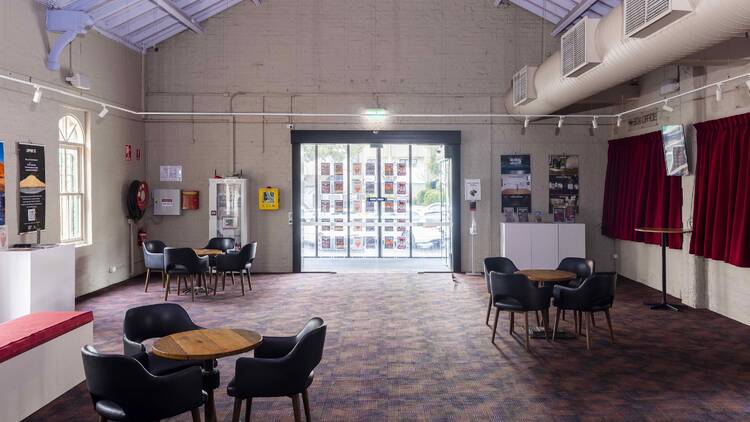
661 125 689 176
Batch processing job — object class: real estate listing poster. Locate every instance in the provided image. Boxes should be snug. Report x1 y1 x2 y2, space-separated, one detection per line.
18 143 46 233
500 154 531 212
548 155 579 213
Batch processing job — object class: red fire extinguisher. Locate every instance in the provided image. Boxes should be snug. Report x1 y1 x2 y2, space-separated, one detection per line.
137 228 148 246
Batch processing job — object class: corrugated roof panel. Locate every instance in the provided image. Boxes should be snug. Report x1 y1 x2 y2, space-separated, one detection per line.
502 0 621 36
40 0 249 52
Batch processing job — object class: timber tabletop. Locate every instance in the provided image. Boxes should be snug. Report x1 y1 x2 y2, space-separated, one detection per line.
152 328 262 361
193 248 224 256
635 227 693 234
516 269 576 283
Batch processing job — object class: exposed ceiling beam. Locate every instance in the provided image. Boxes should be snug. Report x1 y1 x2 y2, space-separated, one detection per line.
551 0 599 36
92 24 144 53
150 0 203 33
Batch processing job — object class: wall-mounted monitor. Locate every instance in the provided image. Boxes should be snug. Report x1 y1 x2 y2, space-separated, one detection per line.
661 125 689 176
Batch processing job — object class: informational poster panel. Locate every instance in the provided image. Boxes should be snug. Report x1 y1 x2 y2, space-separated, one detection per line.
500 154 531 212
549 155 579 213
159 165 183 182
18 143 46 233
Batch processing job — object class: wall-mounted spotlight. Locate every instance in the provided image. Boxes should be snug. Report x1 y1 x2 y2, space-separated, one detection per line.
616 115 623 128
745 79 750 94
32 86 42 104
715 83 723 102
591 116 598 129
98 105 109 118
523 116 530 128
662 100 674 113
557 116 564 129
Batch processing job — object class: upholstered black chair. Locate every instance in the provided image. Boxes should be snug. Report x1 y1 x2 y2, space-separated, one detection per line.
215 242 257 295
81 345 206 422
557 257 595 287
552 272 617 350
123 303 206 377
483 257 519 326
228 318 327 422
489 272 551 350
164 247 210 302
556 257 595 322
142 240 167 292
206 237 236 252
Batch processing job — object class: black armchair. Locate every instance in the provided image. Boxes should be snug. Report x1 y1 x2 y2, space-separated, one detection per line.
206 237 236 252
483 257 519 325
227 318 326 422
142 240 167 292
164 247 210 302
556 257 595 323
552 272 617 350
123 303 208 378
489 272 551 350
81 345 206 422
215 242 257 296
557 257 595 287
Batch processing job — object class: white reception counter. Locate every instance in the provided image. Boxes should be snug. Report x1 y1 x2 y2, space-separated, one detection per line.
0 244 75 323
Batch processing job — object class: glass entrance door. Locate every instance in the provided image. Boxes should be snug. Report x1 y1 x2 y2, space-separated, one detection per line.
301 143 452 272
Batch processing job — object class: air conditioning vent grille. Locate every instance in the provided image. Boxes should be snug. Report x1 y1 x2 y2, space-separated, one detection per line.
561 17 600 77
625 0 692 37
512 66 536 106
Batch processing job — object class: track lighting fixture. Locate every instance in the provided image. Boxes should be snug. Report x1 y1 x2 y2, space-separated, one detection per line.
523 116 530 128
591 117 598 129
616 115 622 128
715 83 723 102
662 101 674 113
557 116 564 129
745 79 750 93
98 105 109 118
32 86 42 104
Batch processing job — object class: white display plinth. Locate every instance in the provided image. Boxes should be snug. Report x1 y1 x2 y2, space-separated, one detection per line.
0 245 76 323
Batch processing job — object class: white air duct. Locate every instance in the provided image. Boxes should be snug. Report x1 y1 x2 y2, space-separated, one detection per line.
505 0 750 116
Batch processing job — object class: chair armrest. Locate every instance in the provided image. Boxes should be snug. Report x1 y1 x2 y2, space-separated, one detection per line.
145 366 205 413
253 336 296 359
123 335 146 357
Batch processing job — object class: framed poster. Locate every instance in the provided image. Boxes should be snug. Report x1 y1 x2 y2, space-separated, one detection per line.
548 155 579 213
18 143 46 233
500 154 531 212
159 165 182 182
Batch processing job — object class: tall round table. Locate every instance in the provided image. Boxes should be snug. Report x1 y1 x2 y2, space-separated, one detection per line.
153 328 263 422
635 227 692 311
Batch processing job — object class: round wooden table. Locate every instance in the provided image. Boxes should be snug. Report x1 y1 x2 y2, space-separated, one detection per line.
193 248 223 257
635 227 692 311
515 269 576 283
153 328 263 422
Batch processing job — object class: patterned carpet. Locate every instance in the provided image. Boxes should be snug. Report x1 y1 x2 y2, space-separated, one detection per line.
27 272 750 421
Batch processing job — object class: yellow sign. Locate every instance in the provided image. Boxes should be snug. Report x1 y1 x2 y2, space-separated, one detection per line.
258 187 279 210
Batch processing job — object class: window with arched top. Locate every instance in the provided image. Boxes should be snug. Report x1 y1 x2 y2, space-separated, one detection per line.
58 115 86 243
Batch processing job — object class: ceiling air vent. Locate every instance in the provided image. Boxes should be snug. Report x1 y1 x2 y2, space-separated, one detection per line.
561 17 602 78
624 0 693 38
512 66 537 107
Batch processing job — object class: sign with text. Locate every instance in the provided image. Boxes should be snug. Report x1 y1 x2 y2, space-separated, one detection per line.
18 143 46 233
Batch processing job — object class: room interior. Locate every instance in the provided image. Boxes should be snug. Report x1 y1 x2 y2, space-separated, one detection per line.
0 0 749 421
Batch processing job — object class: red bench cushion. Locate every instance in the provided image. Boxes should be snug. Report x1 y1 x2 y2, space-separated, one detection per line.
0 311 94 364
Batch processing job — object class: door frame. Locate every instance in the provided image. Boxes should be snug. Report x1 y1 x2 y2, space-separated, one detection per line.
291 130 461 273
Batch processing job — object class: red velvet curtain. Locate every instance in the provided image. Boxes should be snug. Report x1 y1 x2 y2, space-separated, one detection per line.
689 112 750 267
601 131 683 249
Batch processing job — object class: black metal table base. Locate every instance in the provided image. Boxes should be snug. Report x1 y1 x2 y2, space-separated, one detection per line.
646 302 682 311
529 327 577 339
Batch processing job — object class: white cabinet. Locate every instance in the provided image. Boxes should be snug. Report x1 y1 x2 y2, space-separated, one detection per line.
500 223 586 269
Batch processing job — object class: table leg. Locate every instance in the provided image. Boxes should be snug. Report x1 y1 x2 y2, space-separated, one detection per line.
646 232 681 311
202 360 219 422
